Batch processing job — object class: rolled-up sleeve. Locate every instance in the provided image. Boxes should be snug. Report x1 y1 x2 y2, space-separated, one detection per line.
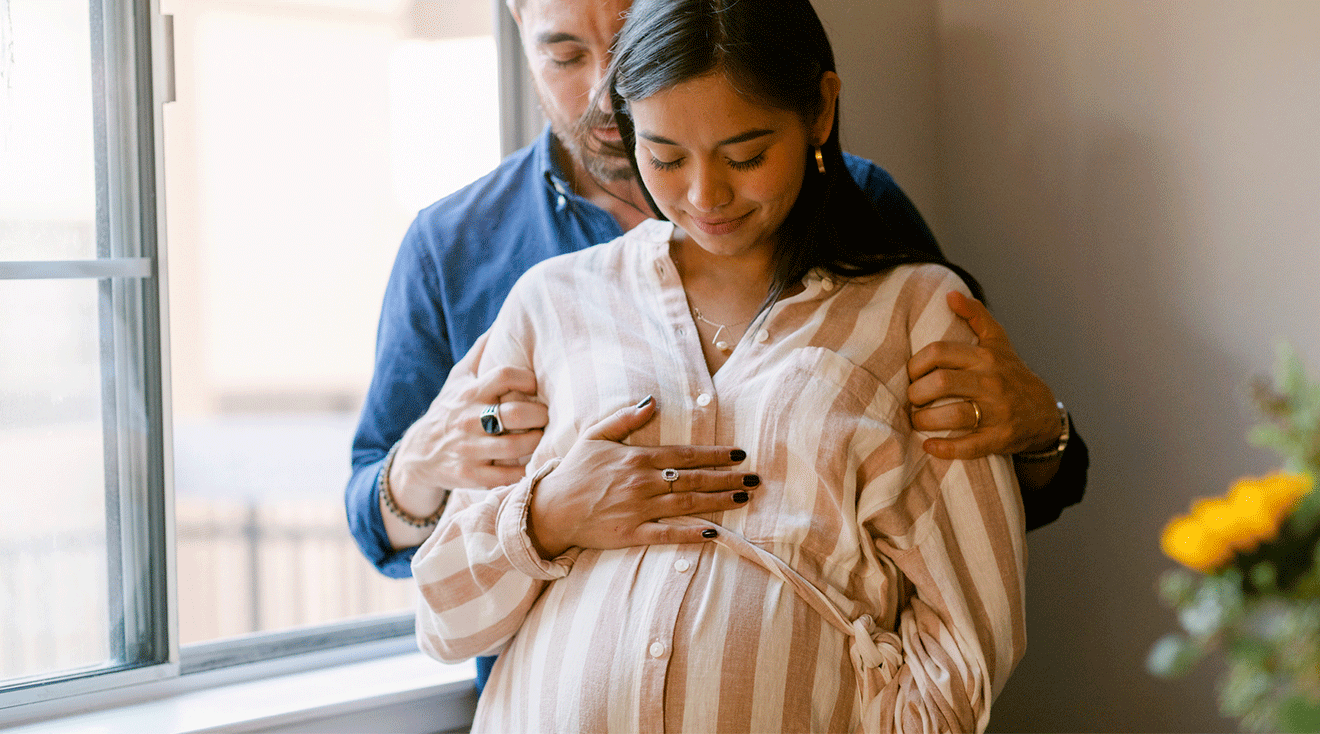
413 460 575 663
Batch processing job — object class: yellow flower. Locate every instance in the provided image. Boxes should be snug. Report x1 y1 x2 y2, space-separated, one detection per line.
1223 483 1285 548
1191 497 1258 552
1227 471 1313 541
1160 513 1234 573
1160 472 1313 573
1258 471 1313 512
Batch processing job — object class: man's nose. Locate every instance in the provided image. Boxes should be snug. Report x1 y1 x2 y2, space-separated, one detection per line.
592 58 613 115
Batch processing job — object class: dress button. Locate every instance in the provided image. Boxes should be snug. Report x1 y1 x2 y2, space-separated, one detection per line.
676 327 685 337
674 559 691 573
649 641 667 658
821 278 835 291
695 393 712 407
755 329 769 343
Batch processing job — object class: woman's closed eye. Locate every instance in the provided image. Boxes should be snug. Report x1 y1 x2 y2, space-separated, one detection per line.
728 151 766 171
648 152 767 172
649 156 684 172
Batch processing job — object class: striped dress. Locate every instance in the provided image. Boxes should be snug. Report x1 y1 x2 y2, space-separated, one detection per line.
412 219 1026 733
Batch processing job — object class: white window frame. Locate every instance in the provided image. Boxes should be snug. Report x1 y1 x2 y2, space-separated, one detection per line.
0 0 531 727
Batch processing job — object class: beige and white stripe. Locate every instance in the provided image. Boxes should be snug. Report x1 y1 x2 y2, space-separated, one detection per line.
413 219 1027 733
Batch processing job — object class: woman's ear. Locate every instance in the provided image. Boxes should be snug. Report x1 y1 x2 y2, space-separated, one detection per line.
813 72 842 145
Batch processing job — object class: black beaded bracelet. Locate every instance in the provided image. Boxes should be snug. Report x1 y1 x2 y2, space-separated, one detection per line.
378 442 446 528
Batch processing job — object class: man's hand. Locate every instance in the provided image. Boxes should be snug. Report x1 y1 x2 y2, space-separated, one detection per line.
383 332 549 548
907 291 1062 461
528 397 757 559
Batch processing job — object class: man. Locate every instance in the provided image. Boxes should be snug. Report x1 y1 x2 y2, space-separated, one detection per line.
347 0 1087 688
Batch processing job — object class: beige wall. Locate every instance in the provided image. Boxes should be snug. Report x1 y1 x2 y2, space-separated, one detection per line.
937 1 1319 730
815 1 942 211
822 1 1320 730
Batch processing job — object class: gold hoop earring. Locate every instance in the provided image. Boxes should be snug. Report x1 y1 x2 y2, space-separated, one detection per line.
815 147 826 175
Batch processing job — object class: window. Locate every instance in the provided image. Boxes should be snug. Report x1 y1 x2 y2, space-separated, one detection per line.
1 0 523 716
1 0 168 697
163 0 502 658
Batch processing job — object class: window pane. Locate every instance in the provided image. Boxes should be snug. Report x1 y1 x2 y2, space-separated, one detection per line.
0 0 98 260
163 0 501 646
0 279 110 681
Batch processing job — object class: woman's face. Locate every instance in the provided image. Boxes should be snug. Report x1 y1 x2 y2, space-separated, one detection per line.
629 72 827 262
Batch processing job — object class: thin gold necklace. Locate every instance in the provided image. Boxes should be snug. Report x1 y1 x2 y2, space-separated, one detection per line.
689 303 754 353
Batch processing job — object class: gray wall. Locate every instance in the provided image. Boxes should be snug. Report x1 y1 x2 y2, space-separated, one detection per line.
819 0 1320 730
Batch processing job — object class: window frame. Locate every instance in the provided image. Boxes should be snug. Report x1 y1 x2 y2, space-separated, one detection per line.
0 0 174 712
0 0 529 722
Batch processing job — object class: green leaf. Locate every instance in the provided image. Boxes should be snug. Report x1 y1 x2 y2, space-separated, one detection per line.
1228 635 1273 667
1251 562 1279 593
1250 424 1291 452
1277 694 1320 733
1146 633 1202 678
1158 569 1198 608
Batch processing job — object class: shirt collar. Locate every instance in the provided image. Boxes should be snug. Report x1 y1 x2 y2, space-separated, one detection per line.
533 125 575 199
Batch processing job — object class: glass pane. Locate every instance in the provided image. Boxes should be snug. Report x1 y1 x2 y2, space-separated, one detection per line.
163 0 501 646
0 0 98 260
0 279 111 682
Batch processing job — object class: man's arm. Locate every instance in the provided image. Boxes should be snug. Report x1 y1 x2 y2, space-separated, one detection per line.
907 291 1089 530
346 221 455 577
845 156 1088 526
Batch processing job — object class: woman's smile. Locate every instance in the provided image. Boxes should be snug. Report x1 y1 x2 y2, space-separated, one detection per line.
629 71 812 261
689 210 753 236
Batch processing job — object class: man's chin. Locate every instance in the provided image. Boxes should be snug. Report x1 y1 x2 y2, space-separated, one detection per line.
585 157 635 183
553 124 636 184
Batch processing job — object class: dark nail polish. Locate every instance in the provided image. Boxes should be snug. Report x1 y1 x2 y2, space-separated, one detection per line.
743 474 760 487
701 528 718 538
636 395 653 409
729 449 746 462
732 491 749 504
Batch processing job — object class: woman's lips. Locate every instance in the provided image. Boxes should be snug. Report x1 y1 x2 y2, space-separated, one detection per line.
690 211 751 236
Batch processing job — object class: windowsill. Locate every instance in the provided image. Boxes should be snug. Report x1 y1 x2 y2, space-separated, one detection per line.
4 646 477 734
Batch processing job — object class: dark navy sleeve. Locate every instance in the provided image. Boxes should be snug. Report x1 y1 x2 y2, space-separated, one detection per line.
844 153 1089 529
843 153 944 258
345 216 455 579
1024 422 1089 531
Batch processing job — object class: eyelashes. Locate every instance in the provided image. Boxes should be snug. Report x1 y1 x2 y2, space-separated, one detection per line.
647 152 767 172
728 152 766 171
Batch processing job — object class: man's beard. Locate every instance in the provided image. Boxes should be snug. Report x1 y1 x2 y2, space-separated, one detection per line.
562 100 634 184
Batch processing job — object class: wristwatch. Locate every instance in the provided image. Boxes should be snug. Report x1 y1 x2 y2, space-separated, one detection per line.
1015 401 1070 462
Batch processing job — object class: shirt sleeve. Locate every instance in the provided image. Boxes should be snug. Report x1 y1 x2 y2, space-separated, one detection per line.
345 217 456 578
410 267 566 662
856 267 1028 733
412 460 575 663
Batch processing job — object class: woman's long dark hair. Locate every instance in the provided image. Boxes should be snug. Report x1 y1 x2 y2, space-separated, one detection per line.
607 0 983 310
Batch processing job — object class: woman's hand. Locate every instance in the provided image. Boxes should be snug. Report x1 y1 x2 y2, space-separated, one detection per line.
906 291 1063 460
528 396 759 559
